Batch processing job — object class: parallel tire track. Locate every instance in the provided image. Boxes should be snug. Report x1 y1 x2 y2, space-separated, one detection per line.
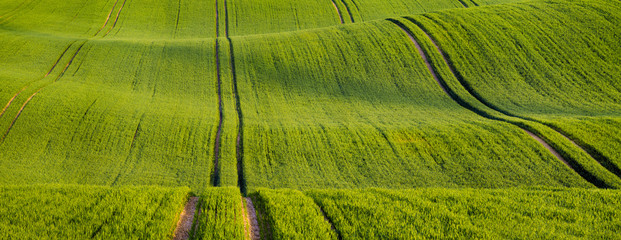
94 0 121 36
388 19 610 188
0 41 77 119
403 15 621 183
1 89 41 142
1 41 87 143
339 0 355 23
103 0 128 37
212 0 223 187
329 0 345 24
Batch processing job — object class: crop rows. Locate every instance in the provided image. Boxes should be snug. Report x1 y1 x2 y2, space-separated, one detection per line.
0 184 190 239
402 0 621 184
233 19 591 191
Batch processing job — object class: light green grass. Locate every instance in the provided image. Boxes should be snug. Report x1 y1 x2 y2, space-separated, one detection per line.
234 20 591 191
0 184 189 239
251 188 337 240
307 187 621 239
406 0 621 177
191 187 245 240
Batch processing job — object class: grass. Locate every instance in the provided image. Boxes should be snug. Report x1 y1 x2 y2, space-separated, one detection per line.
0 184 189 239
0 0 620 238
0 39 220 192
250 188 337 239
233 20 591 191
404 0 621 179
191 187 245 240
306 187 621 239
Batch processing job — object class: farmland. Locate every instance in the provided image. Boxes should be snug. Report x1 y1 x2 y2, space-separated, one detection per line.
0 0 620 239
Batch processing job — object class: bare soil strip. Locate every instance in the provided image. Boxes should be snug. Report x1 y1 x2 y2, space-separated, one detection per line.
103 0 128 37
94 0 120 36
244 197 260 240
1 89 41 142
0 87 27 119
173 196 199 240
524 130 570 166
388 19 607 187
330 0 345 24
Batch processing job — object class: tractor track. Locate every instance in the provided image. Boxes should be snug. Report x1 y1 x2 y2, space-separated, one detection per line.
244 197 260 240
315 201 342 240
212 0 223 187
103 0 128 37
403 15 621 183
339 0 355 23
94 0 120 36
329 0 345 24
224 0 247 195
1 41 87 143
0 41 77 119
172 196 199 240
388 18 612 188
456 0 470 8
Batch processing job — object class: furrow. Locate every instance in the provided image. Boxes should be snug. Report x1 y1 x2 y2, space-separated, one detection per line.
0 41 76 119
172 196 199 240
103 0 128 37
339 0 355 23
224 0 246 195
244 197 260 240
1 89 41 143
212 0 223 187
329 0 344 24
93 0 120 36
403 16 621 183
388 19 608 188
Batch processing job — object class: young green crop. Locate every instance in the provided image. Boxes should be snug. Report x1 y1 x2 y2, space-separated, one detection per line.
0 39 220 192
407 0 621 175
233 20 591 191
250 188 337 239
191 187 246 240
0 184 190 239
307 187 621 239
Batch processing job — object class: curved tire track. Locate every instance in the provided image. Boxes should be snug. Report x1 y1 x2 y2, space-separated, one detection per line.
329 0 345 24
388 19 610 188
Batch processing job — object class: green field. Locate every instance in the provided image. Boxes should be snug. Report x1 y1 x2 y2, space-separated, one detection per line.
0 185 189 239
1 0 619 238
